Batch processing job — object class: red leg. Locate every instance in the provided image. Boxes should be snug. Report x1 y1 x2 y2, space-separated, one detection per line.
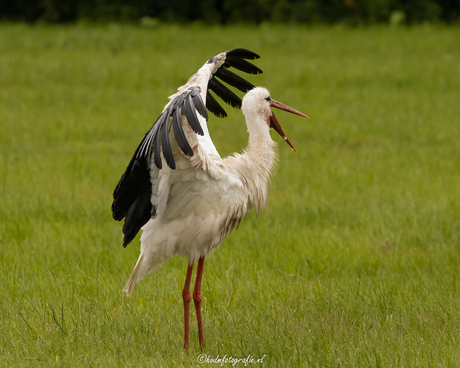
193 256 205 349
182 261 194 352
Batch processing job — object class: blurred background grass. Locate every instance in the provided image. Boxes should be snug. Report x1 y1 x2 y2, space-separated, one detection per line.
0 23 459 367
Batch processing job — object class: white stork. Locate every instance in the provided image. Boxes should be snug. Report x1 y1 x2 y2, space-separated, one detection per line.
112 49 309 351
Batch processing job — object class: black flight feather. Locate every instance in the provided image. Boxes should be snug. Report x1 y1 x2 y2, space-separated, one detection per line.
153 120 162 169
183 94 204 135
214 68 255 93
224 56 263 75
208 78 242 108
121 185 151 247
225 48 260 60
137 130 154 169
206 91 227 118
161 112 175 169
112 144 152 246
172 106 193 156
142 114 164 168
190 90 208 120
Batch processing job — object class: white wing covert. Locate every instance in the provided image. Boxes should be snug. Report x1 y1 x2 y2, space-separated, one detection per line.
112 49 263 246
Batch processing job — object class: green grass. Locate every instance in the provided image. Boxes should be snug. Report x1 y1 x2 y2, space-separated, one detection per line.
1 23 459 367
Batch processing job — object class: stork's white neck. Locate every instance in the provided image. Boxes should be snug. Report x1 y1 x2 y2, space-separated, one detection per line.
246 132 276 159
244 112 276 160
238 128 277 213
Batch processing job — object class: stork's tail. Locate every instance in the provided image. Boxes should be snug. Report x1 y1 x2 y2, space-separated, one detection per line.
123 253 146 296
123 219 174 296
122 253 164 296
123 278 137 296
122 249 170 296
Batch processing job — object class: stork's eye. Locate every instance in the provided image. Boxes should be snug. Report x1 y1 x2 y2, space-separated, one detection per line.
265 96 271 102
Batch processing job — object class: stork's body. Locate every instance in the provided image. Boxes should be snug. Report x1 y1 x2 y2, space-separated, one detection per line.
112 49 308 351
123 138 276 295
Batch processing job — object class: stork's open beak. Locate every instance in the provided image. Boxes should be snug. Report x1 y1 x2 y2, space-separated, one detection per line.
269 99 310 152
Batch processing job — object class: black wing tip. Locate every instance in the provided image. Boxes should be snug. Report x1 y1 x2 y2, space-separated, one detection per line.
160 114 176 170
206 48 262 115
213 111 227 118
172 106 194 157
183 93 205 136
208 78 242 109
214 68 255 93
166 159 176 170
122 230 137 247
226 48 260 60
112 206 125 222
224 57 263 75
206 91 228 118
190 90 209 121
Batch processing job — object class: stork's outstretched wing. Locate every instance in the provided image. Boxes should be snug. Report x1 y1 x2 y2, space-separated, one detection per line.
112 49 262 246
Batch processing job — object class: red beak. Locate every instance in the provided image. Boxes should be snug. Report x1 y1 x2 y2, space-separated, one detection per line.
269 99 310 152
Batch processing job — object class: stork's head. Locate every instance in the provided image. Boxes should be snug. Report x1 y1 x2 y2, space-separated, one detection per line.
242 87 309 152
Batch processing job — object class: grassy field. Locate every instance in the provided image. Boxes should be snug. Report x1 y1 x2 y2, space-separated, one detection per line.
0 23 459 367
